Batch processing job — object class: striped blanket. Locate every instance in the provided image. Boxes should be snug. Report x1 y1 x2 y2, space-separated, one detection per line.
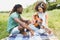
4 33 58 40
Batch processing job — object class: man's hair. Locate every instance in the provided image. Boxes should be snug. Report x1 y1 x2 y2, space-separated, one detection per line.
10 4 22 15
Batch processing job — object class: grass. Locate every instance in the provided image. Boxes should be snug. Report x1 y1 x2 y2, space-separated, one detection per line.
0 9 60 40
0 13 9 39
48 9 60 39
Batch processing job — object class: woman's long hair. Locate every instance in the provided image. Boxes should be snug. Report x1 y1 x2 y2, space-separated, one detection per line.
35 1 47 13
10 4 22 15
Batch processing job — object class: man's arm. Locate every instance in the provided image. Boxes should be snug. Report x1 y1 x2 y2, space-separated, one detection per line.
13 18 34 31
20 17 28 22
20 17 31 25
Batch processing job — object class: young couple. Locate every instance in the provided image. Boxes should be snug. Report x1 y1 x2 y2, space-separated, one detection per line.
7 1 52 39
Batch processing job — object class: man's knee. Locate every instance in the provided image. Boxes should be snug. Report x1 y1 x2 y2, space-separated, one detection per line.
18 25 23 30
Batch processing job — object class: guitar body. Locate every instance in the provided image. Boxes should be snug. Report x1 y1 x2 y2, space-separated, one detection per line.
33 13 43 28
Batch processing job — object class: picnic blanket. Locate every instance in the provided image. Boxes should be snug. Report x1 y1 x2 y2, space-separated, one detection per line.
1 24 58 40
2 32 58 40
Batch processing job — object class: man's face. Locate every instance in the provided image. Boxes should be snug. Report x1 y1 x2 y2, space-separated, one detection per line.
17 7 23 14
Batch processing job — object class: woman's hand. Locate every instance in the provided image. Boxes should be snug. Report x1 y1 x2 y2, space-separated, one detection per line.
45 28 52 34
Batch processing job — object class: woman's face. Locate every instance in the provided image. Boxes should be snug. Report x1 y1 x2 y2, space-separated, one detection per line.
38 6 43 13
17 7 23 14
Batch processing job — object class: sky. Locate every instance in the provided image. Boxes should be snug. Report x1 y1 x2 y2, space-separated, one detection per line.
0 0 37 11
0 0 55 11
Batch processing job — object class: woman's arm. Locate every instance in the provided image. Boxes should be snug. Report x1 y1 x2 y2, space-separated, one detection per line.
45 13 48 26
45 13 53 34
32 12 38 24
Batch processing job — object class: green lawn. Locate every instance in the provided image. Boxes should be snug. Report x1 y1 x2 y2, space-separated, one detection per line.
0 9 60 40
